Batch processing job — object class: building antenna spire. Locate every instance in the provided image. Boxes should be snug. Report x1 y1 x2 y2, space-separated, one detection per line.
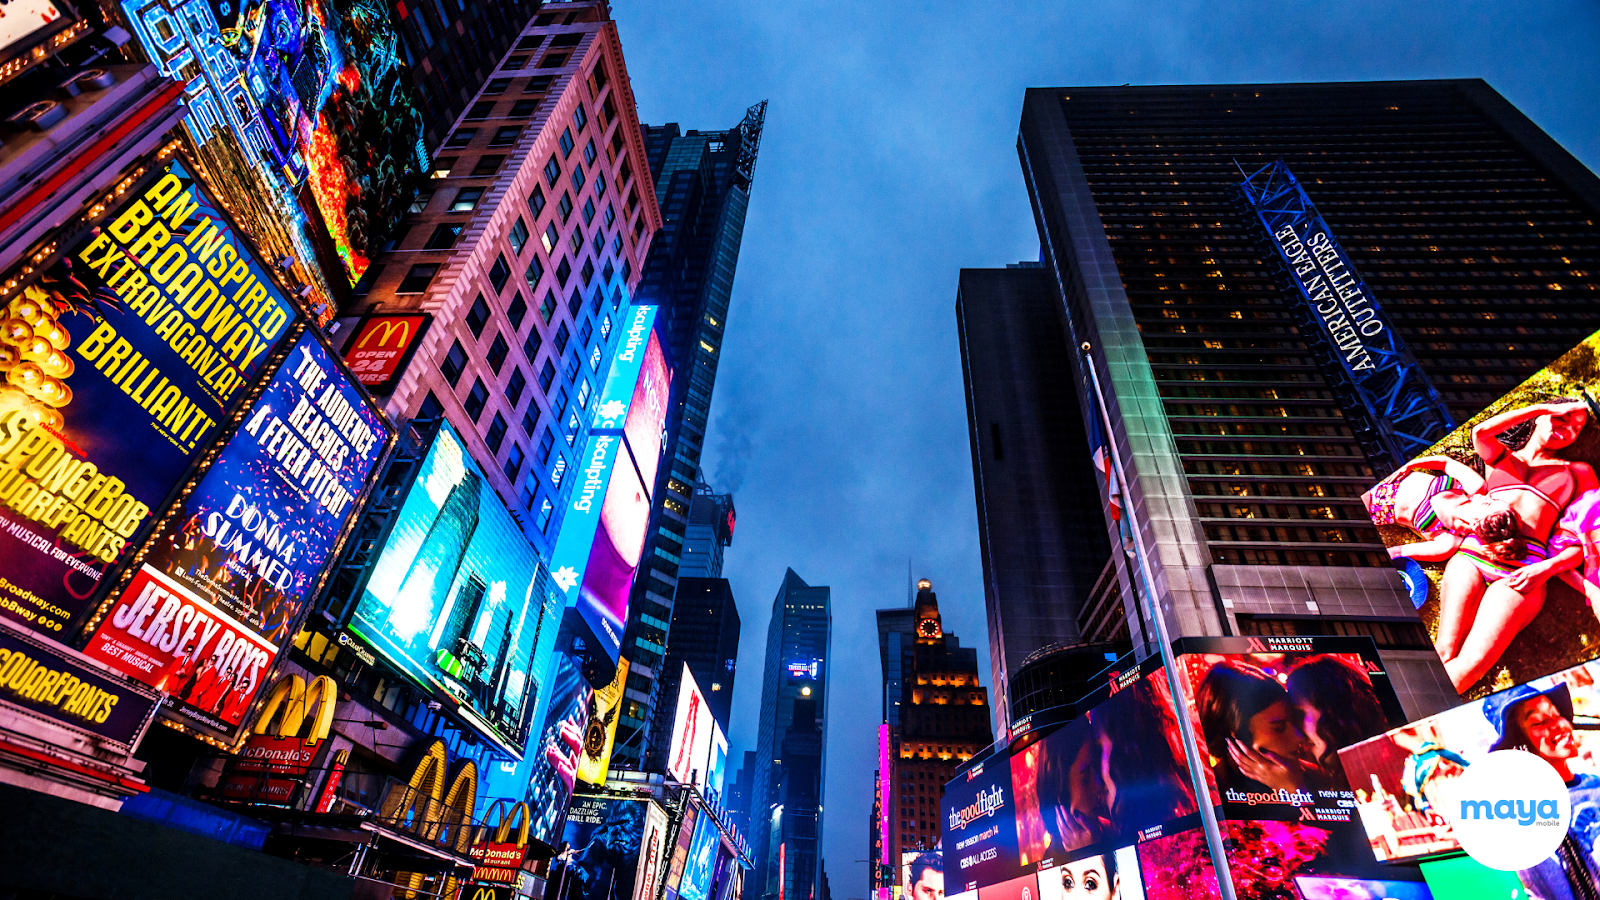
907 558 914 608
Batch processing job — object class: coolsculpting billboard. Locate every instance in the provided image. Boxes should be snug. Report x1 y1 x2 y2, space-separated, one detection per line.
1340 655 1600 895
668 664 717 786
1362 327 1600 698
544 305 668 675
84 330 386 741
0 160 294 636
347 422 541 752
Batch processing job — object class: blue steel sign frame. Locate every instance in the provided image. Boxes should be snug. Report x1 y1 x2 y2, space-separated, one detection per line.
1240 160 1455 471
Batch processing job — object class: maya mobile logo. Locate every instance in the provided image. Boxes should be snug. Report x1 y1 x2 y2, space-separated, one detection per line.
948 785 1004 831
1444 750 1572 871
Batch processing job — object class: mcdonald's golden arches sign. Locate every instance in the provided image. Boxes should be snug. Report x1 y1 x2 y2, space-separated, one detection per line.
341 313 431 394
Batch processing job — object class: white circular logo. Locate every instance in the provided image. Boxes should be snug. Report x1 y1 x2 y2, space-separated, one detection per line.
1441 749 1571 871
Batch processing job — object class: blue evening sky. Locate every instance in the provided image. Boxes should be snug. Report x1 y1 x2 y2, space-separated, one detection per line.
611 1 1600 893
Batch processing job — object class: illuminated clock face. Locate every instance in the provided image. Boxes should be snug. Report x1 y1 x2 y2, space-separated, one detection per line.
918 618 939 637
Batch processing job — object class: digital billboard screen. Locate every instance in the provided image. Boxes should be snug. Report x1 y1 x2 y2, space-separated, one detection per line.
556 796 650 900
1339 654 1600 895
347 422 541 752
1362 327 1600 698
524 647 592 847
0 159 295 636
668 664 716 786
575 658 628 786
638 801 671 900
944 755 1022 892
678 813 719 900
84 329 387 741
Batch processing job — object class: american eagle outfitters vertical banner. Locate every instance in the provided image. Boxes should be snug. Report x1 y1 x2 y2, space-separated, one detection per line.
0 158 295 638
84 329 389 741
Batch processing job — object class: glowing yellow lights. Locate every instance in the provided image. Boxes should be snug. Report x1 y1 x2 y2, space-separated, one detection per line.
801 686 811 696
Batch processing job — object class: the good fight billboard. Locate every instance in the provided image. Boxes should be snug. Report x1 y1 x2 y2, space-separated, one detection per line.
1362 327 1600 698
347 422 542 753
0 160 293 635
84 330 389 742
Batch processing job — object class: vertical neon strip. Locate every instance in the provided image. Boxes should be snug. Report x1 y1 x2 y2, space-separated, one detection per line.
879 723 892 900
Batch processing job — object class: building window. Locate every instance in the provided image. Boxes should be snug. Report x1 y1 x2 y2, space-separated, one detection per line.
464 379 489 422
491 126 521 146
558 192 574 222
417 390 444 421
570 167 586 193
584 139 597 167
381 224 412 253
444 129 475 149
553 386 569 420
523 328 542 363
526 75 553 93
515 34 542 50
527 255 546 287
489 254 512 293
530 185 547 216
521 408 538 438
568 227 583 255
555 257 572 285
602 260 615 284
590 60 609 93
429 156 456 178
441 340 468 386
451 187 483 212
578 317 593 348
538 498 554 532
473 155 505 176
510 99 538 118
409 190 434 215
544 155 561 187
506 367 527 405
484 78 512 94
487 334 509 373
486 413 508 452
398 264 438 294
507 291 528 330
539 359 557 392
542 222 559 254
503 55 529 69
604 204 616 229
582 198 596 224
425 224 461 250
539 290 557 324
554 322 571 353
503 442 523 481
560 128 575 158
465 101 494 120
509 217 529 257
580 258 595 285
576 378 591 409
467 295 491 338
537 427 556 464
539 52 568 68
572 103 587 132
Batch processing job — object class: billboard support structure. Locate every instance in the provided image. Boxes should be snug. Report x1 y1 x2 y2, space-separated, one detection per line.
1080 345 1239 900
1239 159 1455 473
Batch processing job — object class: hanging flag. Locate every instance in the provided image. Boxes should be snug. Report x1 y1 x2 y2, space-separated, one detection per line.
1086 399 1123 522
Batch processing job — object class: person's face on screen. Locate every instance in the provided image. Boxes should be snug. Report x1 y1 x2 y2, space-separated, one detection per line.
1516 696 1578 762
1058 856 1115 900
911 868 944 900
1249 699 1310 763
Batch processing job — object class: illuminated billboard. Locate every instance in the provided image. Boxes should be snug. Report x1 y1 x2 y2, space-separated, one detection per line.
557 796 652 900
347 422 541 752
678 813 720 900
575 658 628 786
121 0 428 286
668 664 717 786
524 648 592 847
545 305 669 674
1362 327 1600 698
1340 654 1600 895
0 159 295 636
342 313 431 395
84 330 388 741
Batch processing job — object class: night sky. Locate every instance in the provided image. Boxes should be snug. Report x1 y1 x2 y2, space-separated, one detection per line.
611 2 1600 895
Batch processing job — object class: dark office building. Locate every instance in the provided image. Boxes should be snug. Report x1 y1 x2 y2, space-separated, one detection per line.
957 265 1115 727
645 577 741 778
871 581 993 897
613 104 768 765
398 0 544 152
1006 641 1127 722
727 749 757 835
680 482 737 579
750 569 831 900
1015 79 1600 721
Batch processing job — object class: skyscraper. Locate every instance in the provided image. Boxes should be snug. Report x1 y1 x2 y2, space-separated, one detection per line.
871 581 993 898
395 0 545 153
751 569 831 900
956 264 1114 727
611 104 767 765
645 576 741 775
342 0 660 560
1013 79 1600 721
680 482 737 579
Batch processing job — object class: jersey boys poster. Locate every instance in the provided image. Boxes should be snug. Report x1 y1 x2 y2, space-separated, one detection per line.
0 160 294 636
84 330 387 740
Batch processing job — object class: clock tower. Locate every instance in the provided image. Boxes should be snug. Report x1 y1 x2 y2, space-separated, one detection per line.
912 579 943 643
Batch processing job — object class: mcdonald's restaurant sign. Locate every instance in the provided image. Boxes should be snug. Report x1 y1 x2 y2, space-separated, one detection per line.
341 313 432 395
219 674 336 803
461 885 513 900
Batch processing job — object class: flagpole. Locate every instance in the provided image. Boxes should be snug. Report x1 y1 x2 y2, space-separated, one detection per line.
1080 343 1239 900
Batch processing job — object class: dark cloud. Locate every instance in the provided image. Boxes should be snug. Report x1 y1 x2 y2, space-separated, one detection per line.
612 0 1600 892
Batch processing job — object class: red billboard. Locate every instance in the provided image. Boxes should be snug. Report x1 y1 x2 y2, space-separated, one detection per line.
341 313 431 395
